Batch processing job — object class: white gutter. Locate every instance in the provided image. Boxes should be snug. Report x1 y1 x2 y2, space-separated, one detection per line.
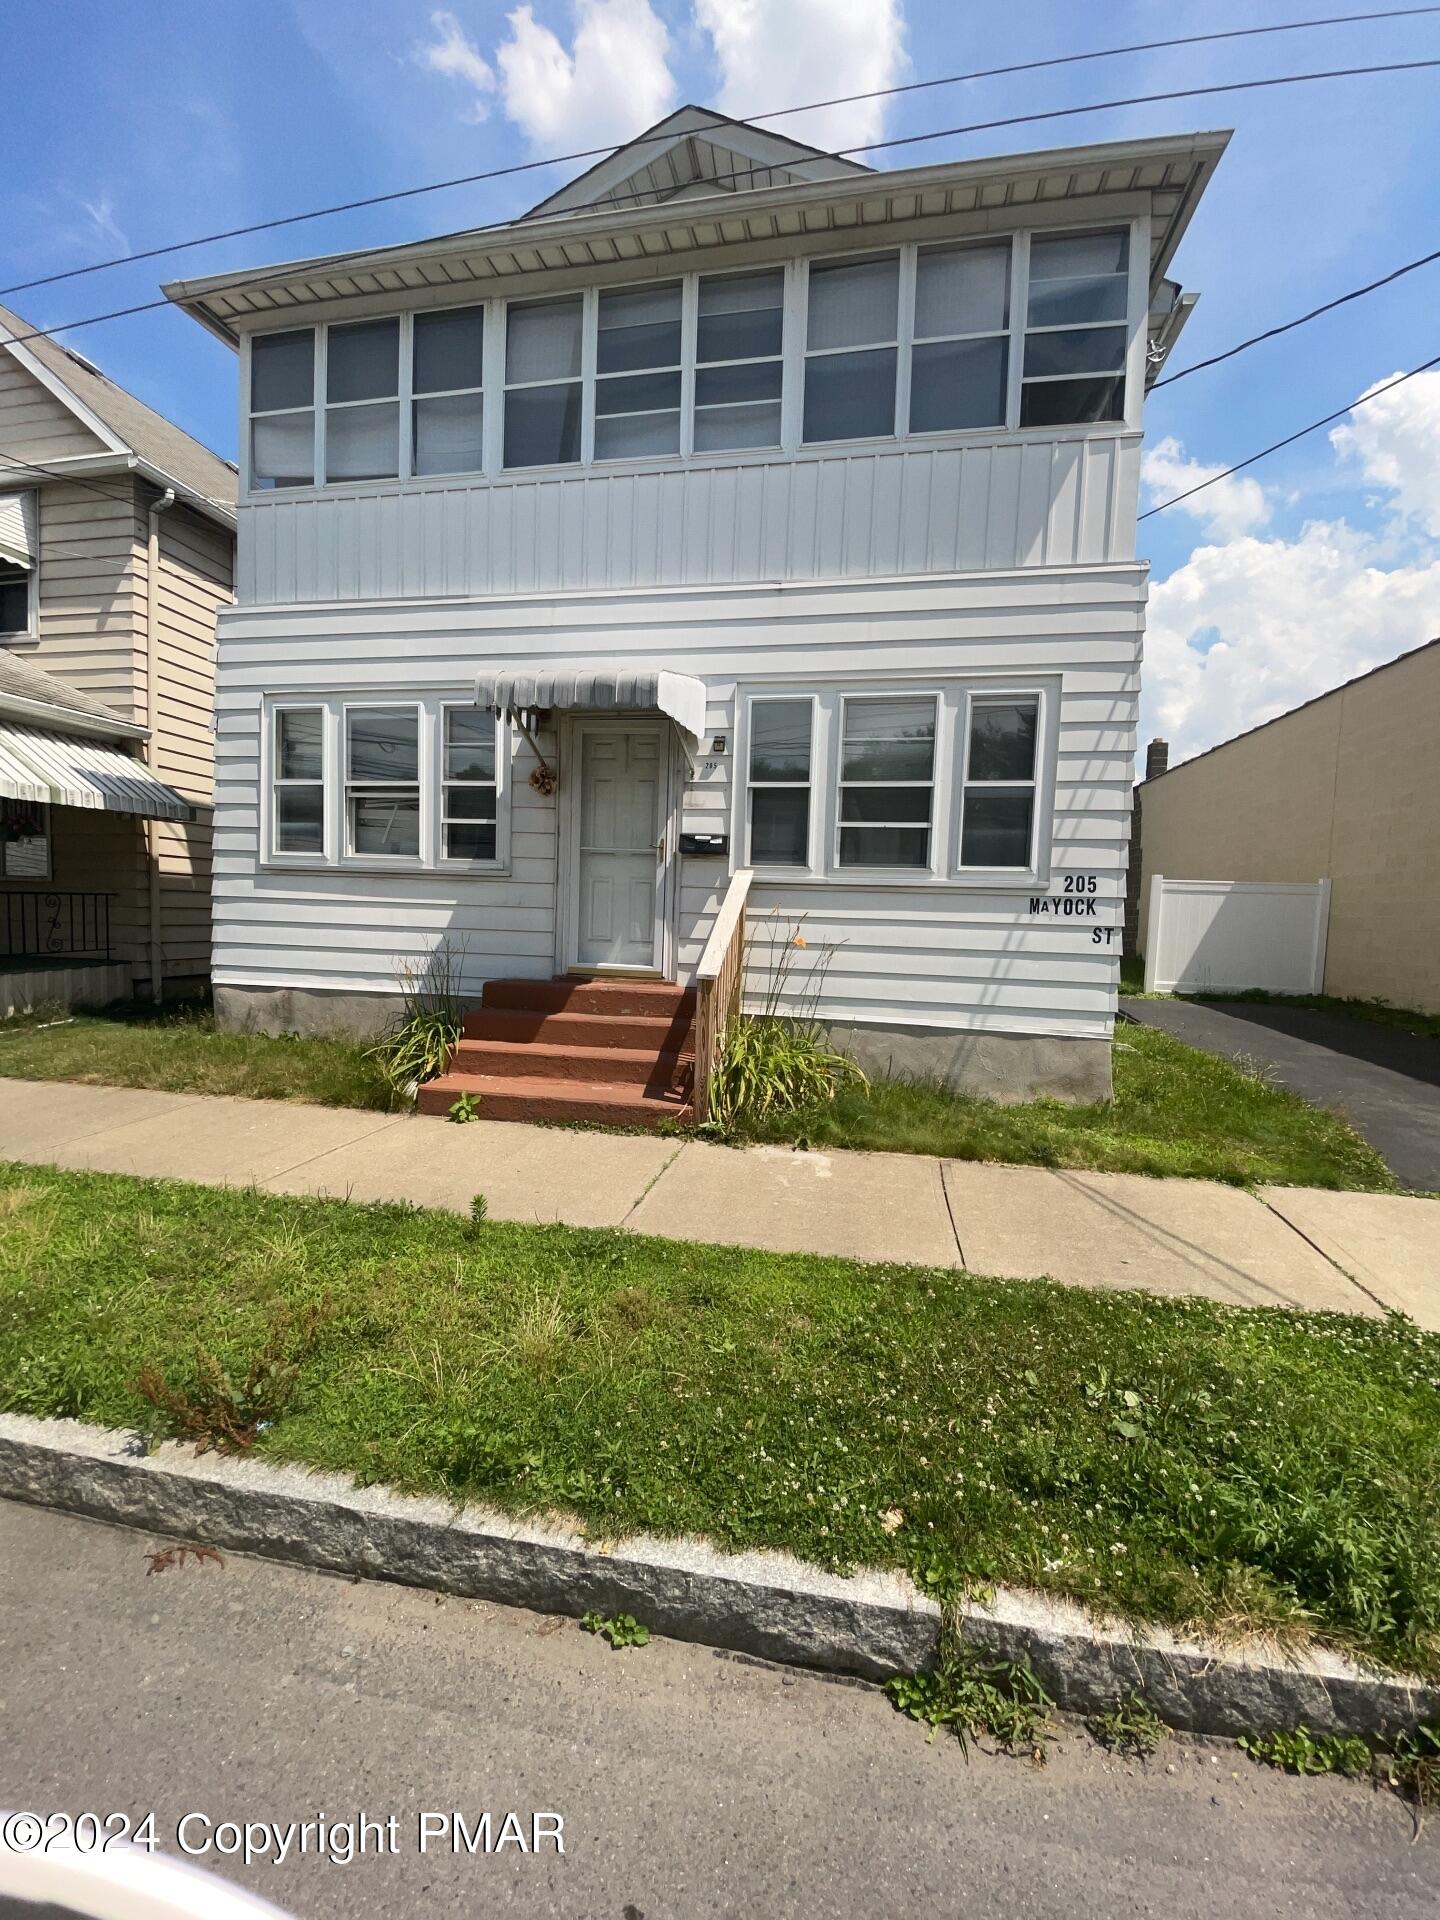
0 451 237 532
0 688 148 743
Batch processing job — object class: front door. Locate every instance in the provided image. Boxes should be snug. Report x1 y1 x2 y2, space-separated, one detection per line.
574 724 664 970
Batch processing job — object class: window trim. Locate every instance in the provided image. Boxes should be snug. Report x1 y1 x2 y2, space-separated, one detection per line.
238 215 1146 499
343 701 424 865
262 694 511 874
269 703 329 863
955 689 1045 877
800 249 904 446
734 675 1060 891
743 691 819 874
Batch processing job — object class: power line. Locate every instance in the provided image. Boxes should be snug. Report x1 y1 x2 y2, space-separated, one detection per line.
5 55 1439 355
1154 242 1440 385
1139 352 1440 517
3 6 1437 302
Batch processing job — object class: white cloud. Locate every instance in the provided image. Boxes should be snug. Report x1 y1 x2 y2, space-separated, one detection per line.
496 0 675 152
77 193 130 256
1143 377 1440 762
1139 434 1270 540
1330 368 1440 538
416 9 497 123
694 0 907 150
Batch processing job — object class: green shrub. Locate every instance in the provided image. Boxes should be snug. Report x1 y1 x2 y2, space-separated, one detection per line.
366 939 468 1103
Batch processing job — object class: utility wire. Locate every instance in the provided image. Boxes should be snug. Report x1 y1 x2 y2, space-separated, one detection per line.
1154 242 1440 385
2 5 1437 301
1139 352 1440 517
5 55 1439 354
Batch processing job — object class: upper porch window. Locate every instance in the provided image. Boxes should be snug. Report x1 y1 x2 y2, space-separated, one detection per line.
242 223 1138 493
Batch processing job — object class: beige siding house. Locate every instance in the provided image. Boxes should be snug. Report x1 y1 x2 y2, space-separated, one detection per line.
0 305 236 1008
1137 638 1440 1015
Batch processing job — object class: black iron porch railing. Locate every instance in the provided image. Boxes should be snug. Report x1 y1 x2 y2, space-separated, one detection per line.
0 891 114 963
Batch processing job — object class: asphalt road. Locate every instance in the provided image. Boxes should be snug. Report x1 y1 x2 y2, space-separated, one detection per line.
1120 997 1440 1190
0 1500 1434 1920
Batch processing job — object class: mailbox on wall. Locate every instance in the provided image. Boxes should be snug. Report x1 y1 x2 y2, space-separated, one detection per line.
678 833 729 857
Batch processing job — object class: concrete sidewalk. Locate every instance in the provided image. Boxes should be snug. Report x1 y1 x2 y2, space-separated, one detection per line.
0 1077 1435 1326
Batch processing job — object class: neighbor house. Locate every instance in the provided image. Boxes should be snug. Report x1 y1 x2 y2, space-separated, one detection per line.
163 109 1226 1119
0 308 236 1010
1135 638 1440 1014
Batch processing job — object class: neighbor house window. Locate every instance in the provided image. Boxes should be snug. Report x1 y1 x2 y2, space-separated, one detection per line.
441 707 499 861
272 707 325 853
0 489 36 637
1021 230 1130 426
413 306 484 476
837 695 936 869
803 253 899 443
746 697 813 867
345 707 420 858
504 297 583 469
325 318 400 482
249 330 315 489
960 697 1039 868
594 283 682 460
694 270 784 451
909 242 1011 433
1 804 49 878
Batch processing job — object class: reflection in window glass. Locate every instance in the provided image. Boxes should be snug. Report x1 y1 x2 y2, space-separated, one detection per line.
346 708 420 857
1020 229 1129 427
838 696 935 868
909 243 1010 433
804 255 899 444
695 271 783 452
960 698 1039 868
443 707 499 860
413 307 484 475
273 708 325 854
250 330 315 489
505 299 583 467
595 284 681 459
747 698 812 867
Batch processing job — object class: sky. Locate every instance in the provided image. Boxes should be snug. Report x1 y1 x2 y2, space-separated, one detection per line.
3 0 1439 763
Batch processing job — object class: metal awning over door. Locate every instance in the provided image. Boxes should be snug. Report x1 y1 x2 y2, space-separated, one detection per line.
0 721 191 821
473 669 706 739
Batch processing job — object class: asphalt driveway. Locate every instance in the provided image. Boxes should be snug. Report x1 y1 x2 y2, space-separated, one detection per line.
1121 997 1440 1191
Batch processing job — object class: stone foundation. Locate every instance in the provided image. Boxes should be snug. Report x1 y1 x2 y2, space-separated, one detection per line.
820 1021 1112 1104
216 983 405 1040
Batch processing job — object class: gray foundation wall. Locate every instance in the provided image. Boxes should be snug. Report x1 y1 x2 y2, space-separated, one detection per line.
219 983 1112 1103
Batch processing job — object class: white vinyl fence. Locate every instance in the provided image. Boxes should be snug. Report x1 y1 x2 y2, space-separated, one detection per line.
1142 876 1331 995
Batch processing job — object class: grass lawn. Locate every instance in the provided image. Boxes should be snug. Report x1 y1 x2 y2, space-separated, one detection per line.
740 1023 1394 1191
0 1002 390 1110
1 1162 1436 1679
0 1003 1393 1192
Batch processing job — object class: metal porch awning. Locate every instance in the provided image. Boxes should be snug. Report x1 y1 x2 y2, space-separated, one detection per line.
473 669 706 739
0 722 191 822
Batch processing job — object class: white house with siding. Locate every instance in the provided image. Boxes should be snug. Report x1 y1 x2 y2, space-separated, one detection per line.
165 109 1227 1120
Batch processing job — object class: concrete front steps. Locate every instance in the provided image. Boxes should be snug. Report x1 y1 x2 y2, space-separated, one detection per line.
417 975 696 1129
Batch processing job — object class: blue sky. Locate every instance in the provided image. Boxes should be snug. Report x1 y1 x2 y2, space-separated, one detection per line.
4 0 1439 756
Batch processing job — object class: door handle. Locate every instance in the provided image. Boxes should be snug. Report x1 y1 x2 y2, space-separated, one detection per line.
655 832 666 862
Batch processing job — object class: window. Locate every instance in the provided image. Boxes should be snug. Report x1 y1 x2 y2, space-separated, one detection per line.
746 698 813 866
838 696 936 869
272 708 325 853
249 330 315 489
0 564 27 636
345 707 420 858
909 242 1010 433
595 283 681 460
1021 230 1130 427
695 271 783 451
803 253 899 443
0 490 35 636
325 318 400 482
413 306 484 476
504 297 583 468
1 803 48 878
960 697 1039 868
442 707 498 860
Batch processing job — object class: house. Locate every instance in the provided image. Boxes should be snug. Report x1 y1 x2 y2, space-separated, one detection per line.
0 308 236 1011
1135 638 1440 1014
163 108 1227 1119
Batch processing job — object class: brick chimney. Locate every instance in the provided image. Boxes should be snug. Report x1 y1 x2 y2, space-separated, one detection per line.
1145 738 1170 781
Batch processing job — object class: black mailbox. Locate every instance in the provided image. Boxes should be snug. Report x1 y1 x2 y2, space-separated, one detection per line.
679 832 729 857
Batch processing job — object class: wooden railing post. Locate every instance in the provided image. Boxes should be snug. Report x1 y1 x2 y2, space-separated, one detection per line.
692 868 753 1124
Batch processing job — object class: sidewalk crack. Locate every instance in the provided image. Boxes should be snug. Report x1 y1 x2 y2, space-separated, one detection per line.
1256 1193 1392 1317
620 1141 687 1228
939 1162 967 1269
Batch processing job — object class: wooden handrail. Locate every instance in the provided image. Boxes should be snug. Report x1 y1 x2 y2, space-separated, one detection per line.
692 867 752 1124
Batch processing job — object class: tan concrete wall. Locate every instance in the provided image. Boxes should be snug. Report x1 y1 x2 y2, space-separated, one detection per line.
1139 643 1440 1014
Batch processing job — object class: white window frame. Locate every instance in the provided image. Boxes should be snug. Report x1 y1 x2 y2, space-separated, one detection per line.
691 266 787 457
410 302 486 480
834 690 940 877
238 214 1146 498
908 239 1014 437
262 694 511 874
246 329 319 494
799 250 904 446
593 279 684 464
343 701 424 865
1018 228 1133 431
322 316 405 488
734 675 1059 890
268 704 329 864
743 691 819 874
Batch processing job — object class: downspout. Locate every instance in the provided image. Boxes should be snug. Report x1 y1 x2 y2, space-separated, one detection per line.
144 486 176 1003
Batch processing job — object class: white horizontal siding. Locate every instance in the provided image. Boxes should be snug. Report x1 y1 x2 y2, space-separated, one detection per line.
212 569 1141 1041
238 434 1140 605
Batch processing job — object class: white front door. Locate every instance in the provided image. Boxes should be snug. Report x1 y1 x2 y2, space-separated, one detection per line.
574 725 664 970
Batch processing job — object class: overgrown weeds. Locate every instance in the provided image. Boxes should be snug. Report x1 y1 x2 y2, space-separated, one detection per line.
366 938 469 1104
886 1631 1054 1761
1086 1692 1168 1758
134 1295 334 1453
580 1611 650 1649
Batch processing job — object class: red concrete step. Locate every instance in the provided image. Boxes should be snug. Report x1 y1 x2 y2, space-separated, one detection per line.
460 1007 694 1053
447 1039 689 1088
482 976 695 1020
417 1072 688 1130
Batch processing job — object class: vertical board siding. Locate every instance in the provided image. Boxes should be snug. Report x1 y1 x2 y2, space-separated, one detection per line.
212 572 1141 1039
239 435 1140 606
